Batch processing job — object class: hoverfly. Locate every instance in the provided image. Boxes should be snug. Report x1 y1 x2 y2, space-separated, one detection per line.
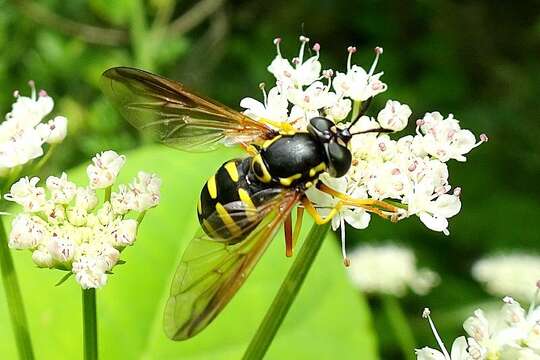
100 67 398 340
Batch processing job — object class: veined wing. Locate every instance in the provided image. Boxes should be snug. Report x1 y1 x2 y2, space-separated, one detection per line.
163 188 300 340
100 67 275 151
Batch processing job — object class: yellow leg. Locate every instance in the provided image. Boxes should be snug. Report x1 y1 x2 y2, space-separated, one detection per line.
301 197 342 225
318 183 399 212
292 207 304 247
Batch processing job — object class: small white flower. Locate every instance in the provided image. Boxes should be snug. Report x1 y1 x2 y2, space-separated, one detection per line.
267 36 321 88
417 308 482 360
377 100 412 131
72 255 108 289
286 81 337 112
86 150 126 189
46 172 77 204
472 253 540 302
333 47 387 101
66 206 88 226
97 202 115 225
129 171 162 212
111 219 138 246
110 185 135 214
4 176 47 212
347 244 439 296
6 87 54 128
48 234 76 263
240 86 289 123
75 187 98 211
31 247 55 268
36 116 68 144
325 97 352 122
9 214 49 250
416 113 485 162
405 181 461 236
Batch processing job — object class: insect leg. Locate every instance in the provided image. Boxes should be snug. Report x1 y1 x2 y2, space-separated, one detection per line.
301 197 342 225
292 206 304 247
317 183 399 212
284 214 293 257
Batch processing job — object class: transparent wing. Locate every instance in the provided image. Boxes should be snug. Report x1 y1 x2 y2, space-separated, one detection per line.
163 188 300 340
100 67 275 152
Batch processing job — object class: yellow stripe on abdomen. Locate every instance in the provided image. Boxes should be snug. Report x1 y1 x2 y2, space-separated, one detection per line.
224 161 239 182
215 202 242 238
207 175 218 199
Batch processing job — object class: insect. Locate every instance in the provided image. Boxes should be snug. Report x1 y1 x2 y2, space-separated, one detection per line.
100 67 399 340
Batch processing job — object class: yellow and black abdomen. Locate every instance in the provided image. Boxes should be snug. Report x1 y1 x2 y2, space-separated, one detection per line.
197 158 271 242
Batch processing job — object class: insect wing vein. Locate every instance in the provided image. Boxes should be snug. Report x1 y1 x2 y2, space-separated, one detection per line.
163 189 299 340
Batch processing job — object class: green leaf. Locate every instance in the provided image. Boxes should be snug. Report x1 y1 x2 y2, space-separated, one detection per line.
0 145 378 359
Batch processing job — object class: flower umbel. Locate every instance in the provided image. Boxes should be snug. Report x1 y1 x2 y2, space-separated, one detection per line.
472 253 540 303
417 285 540 360
238 36 486 264
4 150 161 289
0 82 68 173
346 243 440 297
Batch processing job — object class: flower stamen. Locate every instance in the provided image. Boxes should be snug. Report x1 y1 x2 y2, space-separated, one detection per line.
423 307 451 360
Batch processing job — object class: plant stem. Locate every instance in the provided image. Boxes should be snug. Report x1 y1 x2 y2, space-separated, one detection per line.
32 144 57 173
242 223 331 360
381 295 416 360
350 100 362 122
104 187 111 203
82 288 98 360
0 217 35 359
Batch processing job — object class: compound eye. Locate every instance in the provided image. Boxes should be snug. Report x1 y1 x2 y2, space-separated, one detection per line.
326 139 352 178
308 116 334 139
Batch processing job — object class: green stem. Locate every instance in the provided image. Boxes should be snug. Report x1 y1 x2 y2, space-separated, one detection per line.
350 100 362 122
0 216 35 359
381 295 416 360
104 187 111 203
242 223 331 360
82 288 98 360
32 144 57 173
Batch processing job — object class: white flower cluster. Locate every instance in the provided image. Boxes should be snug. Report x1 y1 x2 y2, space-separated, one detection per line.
239 36 486 259
347 243 439 297
0 82 67 175
472 253 540 303
417 293 540 360
4 150 161 289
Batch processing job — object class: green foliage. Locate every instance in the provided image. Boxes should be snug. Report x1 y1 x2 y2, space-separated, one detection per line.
0 146 378 359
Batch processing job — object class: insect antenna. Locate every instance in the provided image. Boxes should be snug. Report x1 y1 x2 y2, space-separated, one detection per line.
350 127 393 136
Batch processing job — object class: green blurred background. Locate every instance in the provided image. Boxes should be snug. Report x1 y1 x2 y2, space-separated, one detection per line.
0 0 539 359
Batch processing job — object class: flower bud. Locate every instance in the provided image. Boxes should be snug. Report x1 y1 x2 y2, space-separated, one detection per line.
86 150 126 189
97 202 114 225
75 187 98 211
9 214 49 250
66 206 88 226
72 255 108 289
32 248 55 268
112 219 138 246
48 235 76 263
46 172 76 204
43 116 68 144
